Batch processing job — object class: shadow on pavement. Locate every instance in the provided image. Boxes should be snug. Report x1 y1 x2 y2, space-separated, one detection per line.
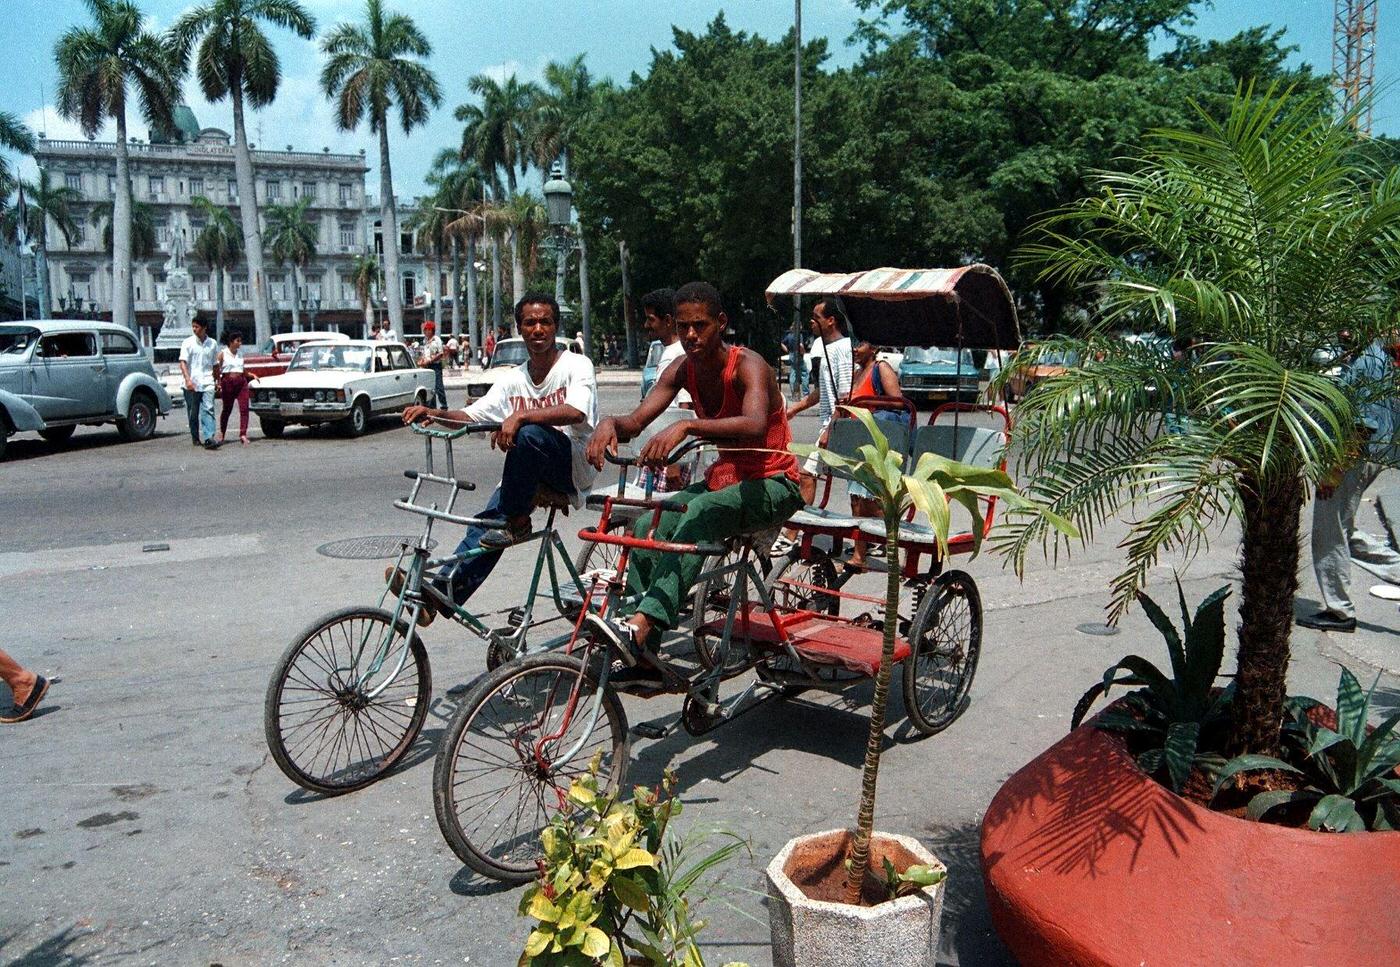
0 926 94 966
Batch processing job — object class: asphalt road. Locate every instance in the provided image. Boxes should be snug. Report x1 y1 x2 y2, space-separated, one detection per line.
3 385 1399 966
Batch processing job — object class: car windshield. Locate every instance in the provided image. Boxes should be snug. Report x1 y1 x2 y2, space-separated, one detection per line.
903 347 976 368
645 341 665 368
0 325 38 355
288 344 372 373
1040 349 1080 366
491 342 527 368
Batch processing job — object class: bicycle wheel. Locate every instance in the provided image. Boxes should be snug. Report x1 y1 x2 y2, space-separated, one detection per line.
764 550 840 616
264 606 432 795
573 514 626 583
433 652 629 883
692 545 768 674
902 570 982 736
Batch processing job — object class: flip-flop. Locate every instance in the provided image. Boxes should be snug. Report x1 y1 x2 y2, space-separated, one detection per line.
1369 584 1400 601
1 675 49 724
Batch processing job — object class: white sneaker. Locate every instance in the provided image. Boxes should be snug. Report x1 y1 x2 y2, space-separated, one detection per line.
769 535 797 558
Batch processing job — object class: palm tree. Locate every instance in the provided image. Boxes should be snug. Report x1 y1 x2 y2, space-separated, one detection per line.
1003 85 1400 757
3 169 81 318
458 73 538 334
0 111 36 223
55 0 179 333
351 253 378 337
406 202 449 330
505 191 547 308
321 0 442 336
168 0 317 348
264 197 317 331
190 195 241 338
95 198 155 317
429 149 486 354
530 55 592 179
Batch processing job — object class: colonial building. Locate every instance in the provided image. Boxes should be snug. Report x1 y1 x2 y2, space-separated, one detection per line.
33 105 429 343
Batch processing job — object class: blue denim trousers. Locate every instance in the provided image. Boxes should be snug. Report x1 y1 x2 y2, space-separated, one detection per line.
183 388 216 442
429 363 447 408
436 423 576 604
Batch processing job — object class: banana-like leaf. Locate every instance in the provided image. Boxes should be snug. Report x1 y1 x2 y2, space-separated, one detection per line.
905 477 951 558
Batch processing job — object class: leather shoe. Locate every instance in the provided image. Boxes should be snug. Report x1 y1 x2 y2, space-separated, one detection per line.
1297 610 1356 633
384 567 453 626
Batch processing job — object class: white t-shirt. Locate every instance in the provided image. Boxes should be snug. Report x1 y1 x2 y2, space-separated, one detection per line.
657 339 691 408
180 334 220 392
423 335 444 366
811 336 853 426
464 351 599 503
374 327 395 342
219 347 244 375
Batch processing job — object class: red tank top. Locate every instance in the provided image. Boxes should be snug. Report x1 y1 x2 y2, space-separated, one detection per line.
685 346 799 490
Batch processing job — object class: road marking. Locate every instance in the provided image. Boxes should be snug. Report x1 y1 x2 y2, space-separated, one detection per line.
0 533 264 580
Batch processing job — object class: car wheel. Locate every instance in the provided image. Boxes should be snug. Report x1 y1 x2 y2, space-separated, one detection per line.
344 398 370 437
117 391 157 442
39 425 76 445
260 417 286 439
414 389 428 407
0 420 8 461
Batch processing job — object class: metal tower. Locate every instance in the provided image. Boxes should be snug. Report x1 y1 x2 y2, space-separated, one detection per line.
1334 0 1379 134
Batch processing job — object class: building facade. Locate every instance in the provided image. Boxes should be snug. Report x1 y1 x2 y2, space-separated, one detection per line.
33 110 430 344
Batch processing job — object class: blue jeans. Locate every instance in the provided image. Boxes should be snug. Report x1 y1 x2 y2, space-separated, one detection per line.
183 388 215 442
436 423 576 604
429 364 447 408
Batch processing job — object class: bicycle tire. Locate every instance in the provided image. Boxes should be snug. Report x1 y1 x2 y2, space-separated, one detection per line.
433 651 629 883
263 606 432 795
902 570 982 736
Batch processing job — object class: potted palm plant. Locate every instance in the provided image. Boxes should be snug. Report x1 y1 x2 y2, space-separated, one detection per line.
767 409 1070 967
980 83 1400 965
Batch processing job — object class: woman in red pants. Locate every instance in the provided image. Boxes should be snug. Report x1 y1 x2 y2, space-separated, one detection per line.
217 331 254 445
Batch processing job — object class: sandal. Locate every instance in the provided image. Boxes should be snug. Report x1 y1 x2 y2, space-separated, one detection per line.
240 435 250 445
1 675 50 724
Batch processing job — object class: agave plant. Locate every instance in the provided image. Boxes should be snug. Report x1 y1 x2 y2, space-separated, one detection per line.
794 407 1074 904
1213 666 1400 832
1072 583 1232 793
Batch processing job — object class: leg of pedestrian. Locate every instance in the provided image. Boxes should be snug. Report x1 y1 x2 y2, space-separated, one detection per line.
183 388 200 444
0 647 49 724
200 389 218 448
1303 463 1370 631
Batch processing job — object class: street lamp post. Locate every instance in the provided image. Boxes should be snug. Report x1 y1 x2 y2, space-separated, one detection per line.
306 292 321 331
542 166 591 357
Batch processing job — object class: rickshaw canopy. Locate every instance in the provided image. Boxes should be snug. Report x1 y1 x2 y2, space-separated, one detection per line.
765 264 1021 351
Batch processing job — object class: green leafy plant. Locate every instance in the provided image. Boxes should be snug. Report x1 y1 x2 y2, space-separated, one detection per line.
1000 84 1400 760
878 856 947 901
518 756 748 966
1212 666 1400 832
796 407 1074 904
1072 583 1232 793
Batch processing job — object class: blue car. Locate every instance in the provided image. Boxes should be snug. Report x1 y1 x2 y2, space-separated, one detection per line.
897 346 983 405
640 339 663 399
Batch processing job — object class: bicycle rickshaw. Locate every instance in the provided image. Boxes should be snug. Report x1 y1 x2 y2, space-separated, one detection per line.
430 264 1024 882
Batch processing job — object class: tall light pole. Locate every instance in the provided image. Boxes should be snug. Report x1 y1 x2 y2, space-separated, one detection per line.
543 165 591 356
791 0 806 399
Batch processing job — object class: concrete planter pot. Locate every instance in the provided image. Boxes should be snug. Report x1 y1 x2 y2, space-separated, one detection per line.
980 722 1400 966
766 828 947 967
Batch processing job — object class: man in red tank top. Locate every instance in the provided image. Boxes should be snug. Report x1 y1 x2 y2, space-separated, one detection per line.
587 282 804 673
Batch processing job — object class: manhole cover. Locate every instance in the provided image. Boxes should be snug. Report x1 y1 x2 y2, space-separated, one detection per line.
1075 622 1121 637
317 535 438 560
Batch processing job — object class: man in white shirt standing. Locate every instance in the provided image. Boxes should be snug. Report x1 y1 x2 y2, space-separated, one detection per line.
773 297 852 551
373 318 395 342
179 318 222 449
419 321 447 407
642 288 689 409
400 293 599 615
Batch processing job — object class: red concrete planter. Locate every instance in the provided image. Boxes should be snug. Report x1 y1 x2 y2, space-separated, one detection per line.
980 724 1400 966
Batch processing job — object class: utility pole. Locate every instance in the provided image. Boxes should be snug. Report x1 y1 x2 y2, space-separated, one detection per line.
1334 0 1379 134
791 0 805 399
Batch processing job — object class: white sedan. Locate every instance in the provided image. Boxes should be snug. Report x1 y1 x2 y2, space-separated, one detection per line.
250 340 434 437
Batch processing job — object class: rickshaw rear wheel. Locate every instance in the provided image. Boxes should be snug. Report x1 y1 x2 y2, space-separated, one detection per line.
433 652 629 884
263 606 432 795
692 544 781 674
903 570 982 736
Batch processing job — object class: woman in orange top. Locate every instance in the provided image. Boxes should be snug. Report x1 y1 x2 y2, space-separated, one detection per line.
843 338 906 568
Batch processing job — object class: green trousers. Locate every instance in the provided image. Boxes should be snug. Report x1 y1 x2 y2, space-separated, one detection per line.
626 475 804 631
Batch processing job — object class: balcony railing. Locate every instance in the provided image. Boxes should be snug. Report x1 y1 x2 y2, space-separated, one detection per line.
37 139 367 168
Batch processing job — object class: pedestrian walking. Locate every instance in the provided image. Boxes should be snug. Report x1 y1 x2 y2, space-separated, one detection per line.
1301 335 1400 632
217 331 253 445
0 647 50 724
420 322 448 408
180 318 221 450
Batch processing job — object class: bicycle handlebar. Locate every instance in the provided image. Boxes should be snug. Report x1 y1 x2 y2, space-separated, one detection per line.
604 437 706 468
407 420 502 439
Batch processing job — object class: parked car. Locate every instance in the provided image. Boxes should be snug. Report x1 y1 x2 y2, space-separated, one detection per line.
0 320 172 459
1005 346 1080 401
897 346 982 404
466 336 570 401
156 330 351 405
641 339 664 398
249 340 434 437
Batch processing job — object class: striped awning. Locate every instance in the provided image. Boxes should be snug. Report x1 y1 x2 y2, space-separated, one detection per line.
765 264 1020 350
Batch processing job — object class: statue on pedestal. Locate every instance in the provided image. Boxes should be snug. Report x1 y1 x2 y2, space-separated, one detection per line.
153 231 199 361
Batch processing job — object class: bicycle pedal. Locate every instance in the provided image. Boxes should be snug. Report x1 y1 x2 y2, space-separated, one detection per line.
631 722 670 740
506 607 525 627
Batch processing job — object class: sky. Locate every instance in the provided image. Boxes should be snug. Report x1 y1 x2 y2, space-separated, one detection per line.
1 0 1394 200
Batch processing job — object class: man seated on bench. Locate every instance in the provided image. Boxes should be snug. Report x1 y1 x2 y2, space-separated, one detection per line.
586 281 804 678
399 293 598 620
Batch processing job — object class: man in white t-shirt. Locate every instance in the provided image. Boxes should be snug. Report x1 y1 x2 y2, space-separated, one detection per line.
642 288 690 410
179 318 222 449
784 296 852 503
419 321 447 407
373 319 395 342
400 293 599 612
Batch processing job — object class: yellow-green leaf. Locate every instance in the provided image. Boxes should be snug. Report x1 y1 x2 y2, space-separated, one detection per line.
580 926 611 959
526 893 562 924
613 847 657 870
611 873 652 911
523 928 551 958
